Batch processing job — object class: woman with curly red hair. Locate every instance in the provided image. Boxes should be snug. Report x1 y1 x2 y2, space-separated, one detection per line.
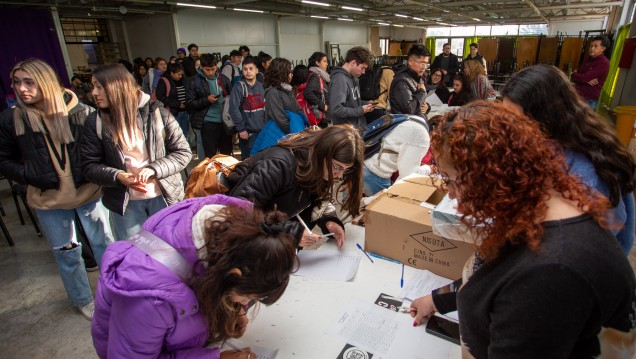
410 101 635 358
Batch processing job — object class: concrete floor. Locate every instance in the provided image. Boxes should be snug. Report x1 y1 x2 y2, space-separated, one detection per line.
0 179 635 359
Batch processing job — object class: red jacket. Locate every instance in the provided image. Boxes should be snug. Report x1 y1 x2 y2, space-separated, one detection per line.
571 54 609 101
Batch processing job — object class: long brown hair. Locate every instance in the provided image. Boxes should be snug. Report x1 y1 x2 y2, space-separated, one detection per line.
92 64 142 150
278 125 364 216
190 206 297 343
430 101 610 261
10 59 74 144
463 60 486 83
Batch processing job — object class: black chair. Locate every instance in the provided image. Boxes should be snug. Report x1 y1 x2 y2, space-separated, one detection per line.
3 177 42 237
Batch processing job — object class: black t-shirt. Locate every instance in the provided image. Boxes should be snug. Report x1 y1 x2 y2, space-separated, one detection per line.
457 214 636 359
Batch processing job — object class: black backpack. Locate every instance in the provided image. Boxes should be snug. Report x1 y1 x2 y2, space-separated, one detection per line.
359 66 391 101
364 114 429 160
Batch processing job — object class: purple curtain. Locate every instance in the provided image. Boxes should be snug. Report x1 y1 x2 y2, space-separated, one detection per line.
0 8 69 111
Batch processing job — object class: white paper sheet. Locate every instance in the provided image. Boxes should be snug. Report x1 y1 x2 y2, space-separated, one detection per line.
426 92 444 106
294 250 361 281
399 269 454 302
222 338 278 359
326 299 453 358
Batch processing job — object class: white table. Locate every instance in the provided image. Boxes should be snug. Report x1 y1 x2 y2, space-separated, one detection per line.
239 223 461 359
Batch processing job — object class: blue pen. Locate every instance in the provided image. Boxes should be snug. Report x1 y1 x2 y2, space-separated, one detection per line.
401 264 405 288
356 243 374 263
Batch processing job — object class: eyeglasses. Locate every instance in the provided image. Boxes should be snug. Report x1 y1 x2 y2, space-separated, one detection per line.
439 173 456 187
413 59 429 67
332 162 354 175
432 74 442 78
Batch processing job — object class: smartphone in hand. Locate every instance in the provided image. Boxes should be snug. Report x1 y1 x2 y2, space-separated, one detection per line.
426 316 460 345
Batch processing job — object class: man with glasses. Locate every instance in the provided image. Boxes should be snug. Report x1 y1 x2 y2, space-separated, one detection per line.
431 43 459 87
389 44 431 116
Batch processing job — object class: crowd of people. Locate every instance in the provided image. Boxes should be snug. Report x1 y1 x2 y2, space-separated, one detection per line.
1 33 634 358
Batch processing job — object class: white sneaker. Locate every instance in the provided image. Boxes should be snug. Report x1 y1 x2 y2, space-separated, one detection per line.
78 300 95 321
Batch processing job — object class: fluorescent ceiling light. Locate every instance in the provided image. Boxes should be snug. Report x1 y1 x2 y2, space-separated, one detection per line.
311 15 329 19
338 17 354 21
393 24 404 27
342 6 363 11
395 14 408 18
234 8 264 13
302 0 331 6
176 2 216 9
378 22 390 25
412 17 424 21
472 18 482 21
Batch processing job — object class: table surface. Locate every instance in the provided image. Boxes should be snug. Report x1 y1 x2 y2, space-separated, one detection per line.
240 223 462 359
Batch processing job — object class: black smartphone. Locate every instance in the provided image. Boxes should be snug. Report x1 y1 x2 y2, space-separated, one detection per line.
426 316 461 345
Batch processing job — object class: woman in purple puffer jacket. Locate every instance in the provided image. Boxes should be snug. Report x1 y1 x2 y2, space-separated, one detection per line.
91 194 297 359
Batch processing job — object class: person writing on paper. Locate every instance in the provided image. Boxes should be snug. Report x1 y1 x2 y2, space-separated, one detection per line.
425 68 451 104
501 64 635 255
92 194 297 359
81 64 191 241
226 125 364 248
410 102 636 358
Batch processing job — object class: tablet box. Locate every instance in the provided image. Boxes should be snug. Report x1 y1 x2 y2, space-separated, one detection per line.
364 175 474 279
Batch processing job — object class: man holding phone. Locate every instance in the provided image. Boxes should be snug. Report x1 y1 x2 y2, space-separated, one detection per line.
185 53 233 158
389 44 431 117
329 46 376 129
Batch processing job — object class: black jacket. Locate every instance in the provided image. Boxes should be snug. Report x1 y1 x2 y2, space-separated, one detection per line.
431 53 460 87
185 71 231 130
0 91 93 190
80 98 192 215
227 145 344 244
155 75 185 117
304 72 328 112
389 65 428 117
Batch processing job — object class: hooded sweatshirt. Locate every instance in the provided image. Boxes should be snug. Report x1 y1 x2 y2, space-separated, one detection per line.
228 79 266 133
92 195 252 359
199 68 224 123
328 67 366 128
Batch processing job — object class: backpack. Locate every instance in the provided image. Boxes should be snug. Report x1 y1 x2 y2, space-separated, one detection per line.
222 81 249 133
150 77 171 105
359 66 391 101
295 73 324 126
364 114 429 160
184 154 239 198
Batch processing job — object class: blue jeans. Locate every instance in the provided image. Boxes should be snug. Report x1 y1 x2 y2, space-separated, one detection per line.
111 196 167 241
585 99 599 110
193 128 205 162
175 111 190 141
239 131 259 160
35 199 114 306
363 165 391 196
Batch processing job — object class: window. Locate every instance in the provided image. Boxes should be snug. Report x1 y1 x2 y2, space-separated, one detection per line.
380 38 390 56
450 26 475 37
475 26 491 36
491 25 519 36
427 27 451 37
450 38 464 57
61 18 109 43
435 38 448 54
519 24 547 35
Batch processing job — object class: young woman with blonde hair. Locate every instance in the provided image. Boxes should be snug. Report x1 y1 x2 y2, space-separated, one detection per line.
463 59 495 100
0 59 114 320
81 64 191 241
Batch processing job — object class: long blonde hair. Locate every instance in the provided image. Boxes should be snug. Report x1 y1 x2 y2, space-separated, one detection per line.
92 64 142 149
10 59 74 144
463 60 486 83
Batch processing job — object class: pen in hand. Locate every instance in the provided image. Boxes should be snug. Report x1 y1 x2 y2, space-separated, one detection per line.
356 243 374 263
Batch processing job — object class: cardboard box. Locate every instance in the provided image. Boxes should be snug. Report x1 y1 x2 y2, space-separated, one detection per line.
364 175 474 279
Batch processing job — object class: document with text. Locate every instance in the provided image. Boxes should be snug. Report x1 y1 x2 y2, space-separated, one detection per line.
326 298 453 358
